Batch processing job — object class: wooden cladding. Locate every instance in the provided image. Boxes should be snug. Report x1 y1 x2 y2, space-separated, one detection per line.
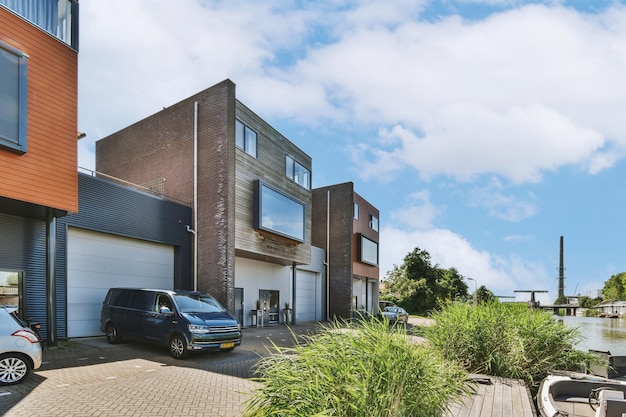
0 7 78 212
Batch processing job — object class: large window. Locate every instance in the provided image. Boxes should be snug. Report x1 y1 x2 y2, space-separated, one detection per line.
285 155 311 190
0 0 78 49
358 234 379 266
235 119 257 158
254 180 305 242
0 41 28 154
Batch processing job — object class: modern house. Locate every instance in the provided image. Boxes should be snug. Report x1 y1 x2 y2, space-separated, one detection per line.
0 0 79 344
312 183 380 319
96 80 325 327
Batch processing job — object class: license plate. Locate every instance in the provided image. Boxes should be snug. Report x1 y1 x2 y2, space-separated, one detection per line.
221 342 235 349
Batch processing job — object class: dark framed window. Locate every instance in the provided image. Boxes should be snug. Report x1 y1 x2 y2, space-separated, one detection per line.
369 214 379 232
0 41 28 154
285 155 311 190
358 234 378 266
354 202 359 220
253 180 305 242
235 119 257 158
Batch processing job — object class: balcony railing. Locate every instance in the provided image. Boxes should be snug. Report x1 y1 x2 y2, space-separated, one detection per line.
0 0 78 50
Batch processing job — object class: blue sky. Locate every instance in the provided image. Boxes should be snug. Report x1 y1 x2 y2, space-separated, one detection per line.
77 0 626 304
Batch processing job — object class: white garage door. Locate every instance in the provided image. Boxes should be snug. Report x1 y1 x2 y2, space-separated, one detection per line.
67 228 174 337
295 271 319 322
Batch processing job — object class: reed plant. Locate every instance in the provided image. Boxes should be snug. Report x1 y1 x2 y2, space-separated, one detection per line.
425 302 597 389
243 319 469 417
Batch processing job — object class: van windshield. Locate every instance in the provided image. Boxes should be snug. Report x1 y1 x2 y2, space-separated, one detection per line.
173 294 226 314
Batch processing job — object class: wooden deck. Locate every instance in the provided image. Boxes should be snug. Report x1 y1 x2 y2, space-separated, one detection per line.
444 375 537 417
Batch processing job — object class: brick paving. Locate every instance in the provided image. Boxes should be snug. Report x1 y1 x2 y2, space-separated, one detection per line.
0 323 322 417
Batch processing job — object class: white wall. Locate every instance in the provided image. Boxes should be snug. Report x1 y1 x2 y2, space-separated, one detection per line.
235 257 291 327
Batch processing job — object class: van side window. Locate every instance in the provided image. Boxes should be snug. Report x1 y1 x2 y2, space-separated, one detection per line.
155 294 173 313
109 289 131 307
128 290 152 311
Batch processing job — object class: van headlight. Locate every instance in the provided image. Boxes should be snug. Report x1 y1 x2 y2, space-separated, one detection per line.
188 324 210 334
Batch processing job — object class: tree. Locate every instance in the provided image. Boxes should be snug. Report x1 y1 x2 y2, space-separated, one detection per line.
384 248 469 314
474 285 497 304
602 272 626 300
578 295 602 309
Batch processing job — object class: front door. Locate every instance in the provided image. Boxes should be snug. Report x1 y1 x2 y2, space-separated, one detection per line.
234 287 244 325
259 289 279 325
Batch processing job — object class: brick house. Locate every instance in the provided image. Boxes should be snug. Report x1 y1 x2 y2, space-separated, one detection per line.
96 80 325 326
312 183 380 319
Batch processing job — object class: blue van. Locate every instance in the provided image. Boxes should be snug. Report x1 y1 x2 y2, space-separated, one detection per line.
100 288 241 359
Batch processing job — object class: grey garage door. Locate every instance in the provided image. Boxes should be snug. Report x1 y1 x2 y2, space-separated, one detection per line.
295 270 319 322
67 227 174 337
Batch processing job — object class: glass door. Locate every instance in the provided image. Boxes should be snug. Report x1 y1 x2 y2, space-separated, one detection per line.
259 289 280 325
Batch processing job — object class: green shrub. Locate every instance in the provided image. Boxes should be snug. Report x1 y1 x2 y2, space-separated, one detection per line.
243 319 469 417
425 302 597 389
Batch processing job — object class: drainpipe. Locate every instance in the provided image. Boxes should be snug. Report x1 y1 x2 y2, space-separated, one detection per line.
326 190 330 320
46 208 57 346
292 263 297 325
192 101 199 291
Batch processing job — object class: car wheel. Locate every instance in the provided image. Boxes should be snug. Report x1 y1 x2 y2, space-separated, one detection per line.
105 323 121 344
169 334 188 359
0 353 32 385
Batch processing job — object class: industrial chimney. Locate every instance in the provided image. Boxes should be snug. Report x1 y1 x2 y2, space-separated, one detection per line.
558 236 565 298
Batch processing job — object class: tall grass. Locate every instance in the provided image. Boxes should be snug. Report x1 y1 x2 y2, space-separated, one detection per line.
424 302 597 389
243 319 470 417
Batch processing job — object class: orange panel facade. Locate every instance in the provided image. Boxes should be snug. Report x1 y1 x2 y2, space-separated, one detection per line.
0 6 78 213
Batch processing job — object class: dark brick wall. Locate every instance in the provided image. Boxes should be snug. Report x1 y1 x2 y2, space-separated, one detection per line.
96 80 237 310
312 182 354 319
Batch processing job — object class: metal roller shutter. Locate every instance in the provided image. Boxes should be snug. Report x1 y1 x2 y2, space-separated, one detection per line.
67 228 174 337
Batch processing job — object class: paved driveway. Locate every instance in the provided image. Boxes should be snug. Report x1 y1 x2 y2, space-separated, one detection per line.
0 323 321 417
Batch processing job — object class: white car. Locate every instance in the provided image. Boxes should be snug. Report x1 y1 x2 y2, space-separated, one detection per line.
0 306 42 385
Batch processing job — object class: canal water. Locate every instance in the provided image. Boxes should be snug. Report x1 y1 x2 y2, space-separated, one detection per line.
558 315 626 355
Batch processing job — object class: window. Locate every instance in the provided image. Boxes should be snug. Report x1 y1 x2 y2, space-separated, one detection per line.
285 155 311 190
353 202 359 220
0 0 79 49
253 180 305 242
235 119 257 158
358 234 379 266
0 41 28 154
369 214 379 232
0 270 22 312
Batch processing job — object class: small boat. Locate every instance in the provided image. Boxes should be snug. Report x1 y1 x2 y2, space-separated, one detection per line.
538 373 626 417
588 350 626 379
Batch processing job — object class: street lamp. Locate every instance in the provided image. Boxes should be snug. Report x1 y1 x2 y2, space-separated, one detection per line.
466 277 477 304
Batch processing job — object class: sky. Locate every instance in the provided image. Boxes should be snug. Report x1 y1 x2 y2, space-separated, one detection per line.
77 0 626 305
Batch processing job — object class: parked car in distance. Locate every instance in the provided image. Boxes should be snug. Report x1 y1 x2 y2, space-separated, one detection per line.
381 306 409 325
100 288 242 359
350 309 375 323
379 300 398 311
0 305 42 385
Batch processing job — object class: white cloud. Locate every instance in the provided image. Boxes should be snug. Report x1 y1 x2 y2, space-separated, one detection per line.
468 178 539 222
389 189 441 229
79 2 626 185
381 191 551 299
380 225 553 301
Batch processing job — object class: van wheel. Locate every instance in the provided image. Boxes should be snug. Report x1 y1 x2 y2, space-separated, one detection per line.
169 335 188 359
105 323 121 344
